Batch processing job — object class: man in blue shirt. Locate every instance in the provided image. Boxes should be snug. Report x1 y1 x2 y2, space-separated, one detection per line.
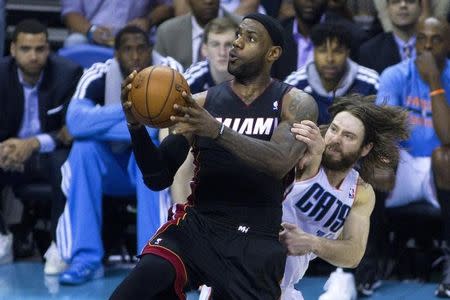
285 23 379 125
374 17 450 298
57 26 182 285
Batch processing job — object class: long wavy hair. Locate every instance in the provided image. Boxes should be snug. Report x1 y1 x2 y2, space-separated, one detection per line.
327 95 410 182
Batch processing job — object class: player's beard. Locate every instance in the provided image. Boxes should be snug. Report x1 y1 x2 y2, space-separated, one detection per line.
228 55 264 82
322 144 362 171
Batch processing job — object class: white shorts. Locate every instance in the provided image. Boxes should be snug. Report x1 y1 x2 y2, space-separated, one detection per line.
280 286 304 300
385 150 439 208
281 254 315 300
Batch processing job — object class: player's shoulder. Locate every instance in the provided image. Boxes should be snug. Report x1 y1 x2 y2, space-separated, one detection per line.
83 59 111 77
152 50 184 73
284 66 308 86
354 177 375 208
72 60 110 99
281 86 318 122
184 60 209 85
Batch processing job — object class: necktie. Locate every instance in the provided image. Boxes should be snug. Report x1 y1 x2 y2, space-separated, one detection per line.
403 45 411 59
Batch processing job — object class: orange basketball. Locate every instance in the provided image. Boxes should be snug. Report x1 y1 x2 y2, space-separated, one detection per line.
128 66 190 128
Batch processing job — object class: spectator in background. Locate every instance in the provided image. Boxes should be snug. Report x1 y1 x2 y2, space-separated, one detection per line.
56 26 182 285
219 0 265 15
366 17 450 298
285 23 378 125
259 0 283 18
330 0 383 38
174 0 264 17
171 16 237 204
184 17 236 92
0 20 83 270
156 0 240 69
61 0 174 48
272 0 368 81
359 0 421 74
374 0 450 32
327 0 353 20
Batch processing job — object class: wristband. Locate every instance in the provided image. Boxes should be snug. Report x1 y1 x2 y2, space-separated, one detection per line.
430 89 445 97
86 25 97 42
214 123 225 140
127 121 143 130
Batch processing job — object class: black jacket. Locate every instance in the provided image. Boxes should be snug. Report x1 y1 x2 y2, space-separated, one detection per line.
0 55 83 146
358 32 401 75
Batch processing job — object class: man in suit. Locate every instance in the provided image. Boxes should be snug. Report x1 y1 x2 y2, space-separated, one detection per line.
359 0 421 74
0 19 83 270
155 0 240 69
271 0 368 81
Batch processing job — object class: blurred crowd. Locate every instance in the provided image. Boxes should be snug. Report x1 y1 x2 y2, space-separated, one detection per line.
0 0 449 298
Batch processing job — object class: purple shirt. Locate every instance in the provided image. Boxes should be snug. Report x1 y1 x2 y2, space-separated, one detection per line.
393 33 416 61
61 0 171 34
17 70 55 153
292 18 314 69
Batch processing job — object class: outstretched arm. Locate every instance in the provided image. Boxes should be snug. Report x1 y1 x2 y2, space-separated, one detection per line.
280 181 375 268
290 120 325 180
172 88 318 179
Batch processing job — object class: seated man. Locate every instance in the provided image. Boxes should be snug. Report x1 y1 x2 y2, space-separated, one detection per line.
285 23 379 125
373 17 450 298
281 96 409 300
0 19 83 269
56 26 182 285
272 0 369 80
359 0 421 74
61 0 173 47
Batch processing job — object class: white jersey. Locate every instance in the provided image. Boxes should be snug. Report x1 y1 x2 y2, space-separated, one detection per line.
281 167 359 300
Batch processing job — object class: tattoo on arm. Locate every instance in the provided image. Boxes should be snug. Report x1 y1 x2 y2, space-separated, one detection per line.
216 88 318 179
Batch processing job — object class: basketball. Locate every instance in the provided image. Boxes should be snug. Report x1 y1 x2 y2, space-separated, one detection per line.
128 66 190 128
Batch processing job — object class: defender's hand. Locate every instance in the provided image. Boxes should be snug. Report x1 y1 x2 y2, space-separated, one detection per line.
291 120 324 169
279 222 315 256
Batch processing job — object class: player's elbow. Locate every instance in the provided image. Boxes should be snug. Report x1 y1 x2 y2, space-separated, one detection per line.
347 245 366 268
142 173 173 191
335 255 363 269
273 157 298 179
272 165 291 180
347 256 363 269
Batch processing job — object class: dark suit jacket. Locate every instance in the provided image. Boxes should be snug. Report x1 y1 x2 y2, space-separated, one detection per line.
155 11 241 70
0 55 83 147
272 13 369 81
358 32 401 75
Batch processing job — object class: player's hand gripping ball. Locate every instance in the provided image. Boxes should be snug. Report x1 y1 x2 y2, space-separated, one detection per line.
128 66 190 128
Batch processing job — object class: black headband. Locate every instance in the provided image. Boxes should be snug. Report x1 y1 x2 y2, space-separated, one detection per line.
243 13 285 50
